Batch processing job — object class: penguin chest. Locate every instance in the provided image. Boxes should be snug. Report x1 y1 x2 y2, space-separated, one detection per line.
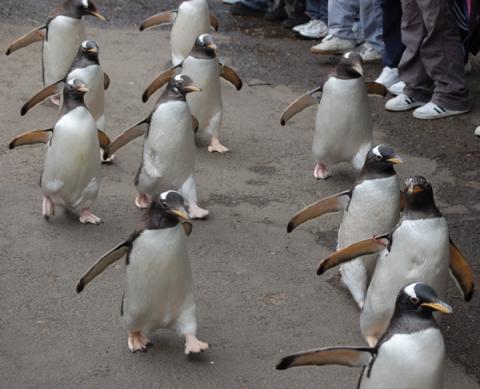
68 65 104 122
362 329 445 389
123 227 194 332
313 77 373 163
43 17 85 85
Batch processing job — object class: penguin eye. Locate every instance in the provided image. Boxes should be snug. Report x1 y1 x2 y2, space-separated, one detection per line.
410 297 419 304
375 154 382 161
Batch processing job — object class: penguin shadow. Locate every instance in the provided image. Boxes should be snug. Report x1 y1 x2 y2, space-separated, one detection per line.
319 165 357 186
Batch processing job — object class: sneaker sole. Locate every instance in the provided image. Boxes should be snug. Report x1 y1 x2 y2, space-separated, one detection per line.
296 31 326 40
310 47 354 55
413 109 469 120
385 102 424 112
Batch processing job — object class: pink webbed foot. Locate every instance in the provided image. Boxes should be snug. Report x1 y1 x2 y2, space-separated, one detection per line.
313 162 330 180
128 331 152 353
208 136 230 154
42 196 55 220
79 208 103 225
188 202 209 219
185 334 209 355
135 193 151 209
49 93 61 106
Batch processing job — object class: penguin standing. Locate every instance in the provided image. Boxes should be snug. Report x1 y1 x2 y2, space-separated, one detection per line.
5 0 107 103
277 282 452 389
287 145 403 308
280 52 387 179
103 74 209 219
20 40 109 131
140 0 220 66
316 176 474 346
142 34 242 154
76 191 209 355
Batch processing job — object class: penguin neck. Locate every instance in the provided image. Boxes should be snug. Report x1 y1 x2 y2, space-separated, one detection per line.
62 92 86 113
357 160 396 183
189 47 216 60
72 52 99 69
142 207 180 230
404 193 442 220
60 3 85 19
332 64 362 80
157 85 186 104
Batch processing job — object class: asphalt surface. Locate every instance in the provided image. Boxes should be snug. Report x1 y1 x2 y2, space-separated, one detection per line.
0 1 479 388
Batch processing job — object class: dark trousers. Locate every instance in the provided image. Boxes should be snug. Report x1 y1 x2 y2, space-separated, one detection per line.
285 0 306 18
382 0 404 67
399 0 471 110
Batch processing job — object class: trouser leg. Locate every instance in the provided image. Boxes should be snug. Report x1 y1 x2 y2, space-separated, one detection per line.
382 0 405 67
328 0 358 41
359 0 384 54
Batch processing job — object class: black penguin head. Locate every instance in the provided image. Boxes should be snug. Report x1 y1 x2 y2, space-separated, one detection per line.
151 191 189 221
404 176 440 215
396 282 452 316
336 52 363 78
359 144 402 178
80 40 99 60
65 0 107 20
194 34 217 57
64 78 89 101
169 74 201 96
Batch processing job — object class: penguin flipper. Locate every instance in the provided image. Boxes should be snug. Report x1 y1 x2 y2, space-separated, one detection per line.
103 72 110 90
139 11 177 31
182 221 193 236
280 85 323 125
449 238 474 301
8 128 53 149
142 65 180 102
220 63 242 90
210 12 220 31
365 82 387 97
287 190 350 233
104 119 149 158
97 130 111 149
5 26 46 55
276 346 374 370
21 81 63 116
317 236 390 275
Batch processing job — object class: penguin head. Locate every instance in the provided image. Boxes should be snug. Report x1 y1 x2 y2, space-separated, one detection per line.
397 282 453 315
337 52 364 78
151 191 190 221
404 176 438 213
195 34 218 56
169 74 201 96
80 40 99 59
360 144 402 177
67 0 107 21
64 79 89 101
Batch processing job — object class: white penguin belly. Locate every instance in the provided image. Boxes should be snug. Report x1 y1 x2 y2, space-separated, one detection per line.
123 227 195 333
41 107 101 211
183 56 222 130
361 329 445 389
313 77 373 165
43 17 85 85
171 0 210 66
68 65 105 129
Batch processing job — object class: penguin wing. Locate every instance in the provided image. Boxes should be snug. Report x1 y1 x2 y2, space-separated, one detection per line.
365 81 387 97
97 130 111 150
287 190 351 233
142 65 180 103
5 26 46 55
8 128 53 149
276 346 374 370
210 12 220 31
182 221 193 236
317 235 391 275
220 63 243 90
139 11 177 31
280 85 324 125
103 72 110 90
449 238 474 301
104 119 149 158
21 81 64 116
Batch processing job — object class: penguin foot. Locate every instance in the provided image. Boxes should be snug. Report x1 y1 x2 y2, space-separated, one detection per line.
366 336 378 347
49 94 61 106
135 193 151 209
128 331 152 353
313 163 330 179
208 137 230 154
184 334 209 355
188 203 209 219
79 209 103 225
42 196 55 220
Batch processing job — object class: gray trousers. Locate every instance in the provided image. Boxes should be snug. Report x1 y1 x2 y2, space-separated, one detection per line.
399 0 470 110
328 0 384 54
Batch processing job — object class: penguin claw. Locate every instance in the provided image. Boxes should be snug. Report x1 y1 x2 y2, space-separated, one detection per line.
128 331 152 353
208 137 230 154
79 209 103 225
135 194 151 209
184 335 209 355
313 163 330 179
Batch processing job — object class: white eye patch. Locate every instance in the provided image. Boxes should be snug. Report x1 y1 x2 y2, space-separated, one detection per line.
174 74 183 82
81 40 88 49
67 79 76 87
160 190 177 201
199 34 208 43
404 283 418 299
372 145 382 158
82 0 89 8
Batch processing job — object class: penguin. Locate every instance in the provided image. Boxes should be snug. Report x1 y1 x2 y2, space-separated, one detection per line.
280 52 387 179
140 0 220 66
316 176 474 346
102 74 209 219
76 190 209 355
20 40 109 131
8 79 107 224
5 0 107 104
287 145 403 309
276 282 452 389
142 34 242 154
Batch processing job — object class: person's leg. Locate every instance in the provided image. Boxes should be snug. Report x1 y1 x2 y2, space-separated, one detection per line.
294 0 328 39
306 0 321 19
283 0 309 28
359 0 384 55
328 0 358 41
382 0 404 67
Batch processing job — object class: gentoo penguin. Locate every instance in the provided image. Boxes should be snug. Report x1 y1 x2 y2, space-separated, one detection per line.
280 52 387 179
277 282 451 389
316 176 474 346
140 0 220 66
76 191 209 355
103 74 209 219
20 40 109 131
287 145 403 308
142 34 242 153
9 79 106 224
5 0 107 103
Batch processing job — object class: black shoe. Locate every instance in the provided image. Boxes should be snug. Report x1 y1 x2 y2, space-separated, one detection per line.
230 2 263 16
282 14 309 29
264 6 287 21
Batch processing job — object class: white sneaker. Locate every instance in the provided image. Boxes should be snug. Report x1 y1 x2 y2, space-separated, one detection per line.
413 102 469 120
293 19 328 39
375 67 400 88
357 43 382 63
310 34 356 54
388 81 405 95
475 126 480 136
385 94 426 112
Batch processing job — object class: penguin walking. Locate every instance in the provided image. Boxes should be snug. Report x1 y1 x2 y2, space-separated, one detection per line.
76 191 209 355
316 176 474 346
280 52 387 179
5 0 107 104
142 34 242 154
277 282 452 389
8 79 107 224
140 0 220 66
287 145 403 308
103 74 208 219
20 40 109 131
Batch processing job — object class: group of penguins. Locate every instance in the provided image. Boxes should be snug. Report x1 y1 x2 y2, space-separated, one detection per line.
4 0 477 387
